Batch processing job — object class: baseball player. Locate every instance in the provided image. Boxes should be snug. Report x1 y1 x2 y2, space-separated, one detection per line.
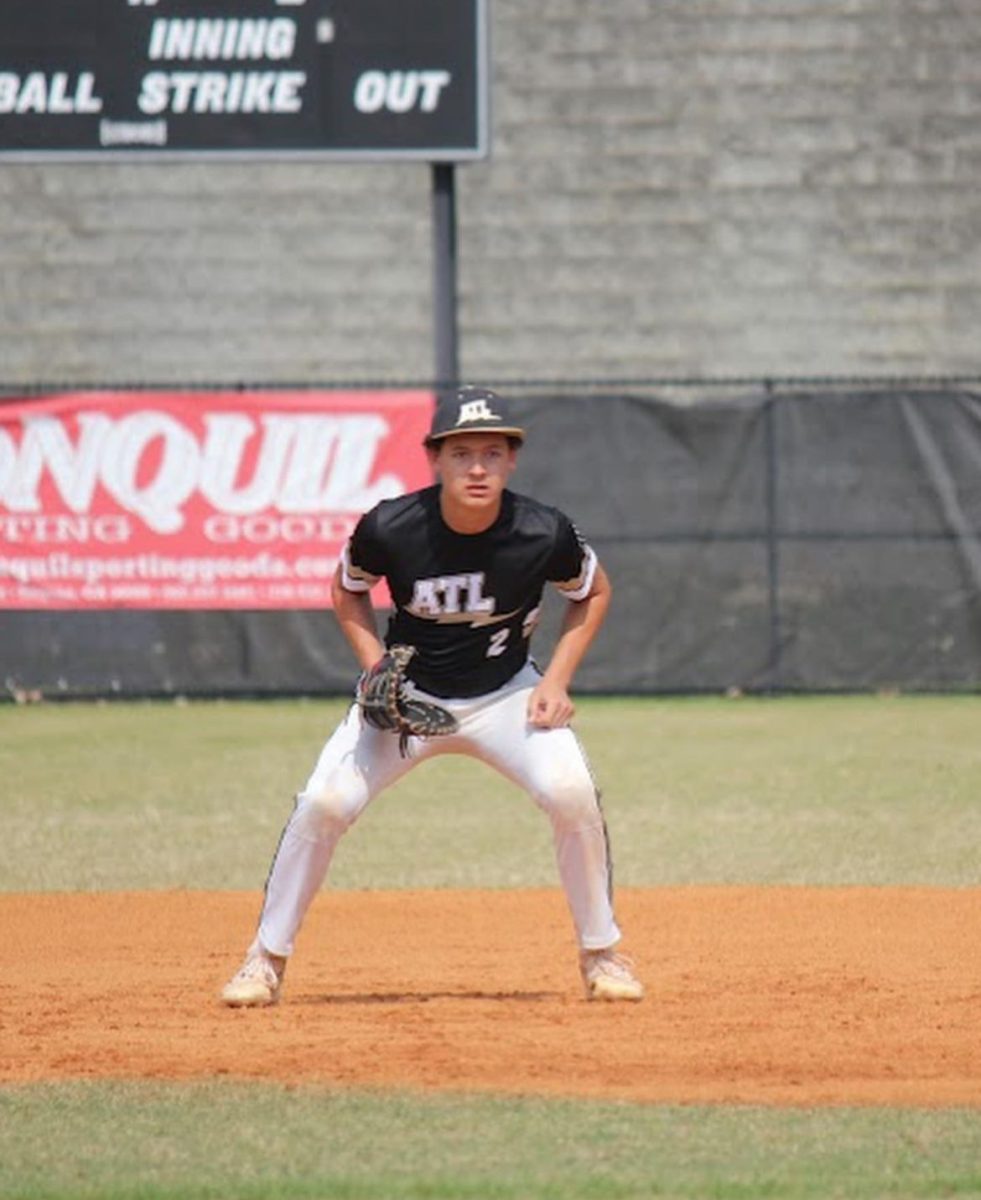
221 386 643 1005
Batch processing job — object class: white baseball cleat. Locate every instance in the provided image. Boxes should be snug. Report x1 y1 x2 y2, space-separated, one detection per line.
221 948 286 1007
579 948 644 1001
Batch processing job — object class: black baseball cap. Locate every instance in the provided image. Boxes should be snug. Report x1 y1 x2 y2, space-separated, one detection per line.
425 386 526 445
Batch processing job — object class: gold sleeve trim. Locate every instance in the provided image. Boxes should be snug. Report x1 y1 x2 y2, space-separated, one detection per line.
340 543 379 593
553 545 598 602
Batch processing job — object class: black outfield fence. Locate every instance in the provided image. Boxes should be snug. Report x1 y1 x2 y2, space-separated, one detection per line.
2 380 980 697
509 382 981 694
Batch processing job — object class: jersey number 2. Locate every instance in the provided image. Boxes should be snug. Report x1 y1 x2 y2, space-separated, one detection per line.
486 628 509 658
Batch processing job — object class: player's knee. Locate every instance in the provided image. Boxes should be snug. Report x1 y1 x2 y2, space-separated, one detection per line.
533 763 599 826
294 781 366 836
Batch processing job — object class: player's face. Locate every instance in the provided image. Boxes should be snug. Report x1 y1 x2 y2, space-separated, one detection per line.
430 433 517 525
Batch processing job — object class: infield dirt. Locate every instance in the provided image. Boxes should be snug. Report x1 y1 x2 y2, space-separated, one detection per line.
3 887 980 1107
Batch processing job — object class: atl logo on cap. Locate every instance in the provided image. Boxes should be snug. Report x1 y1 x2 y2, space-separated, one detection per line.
456 399 498 425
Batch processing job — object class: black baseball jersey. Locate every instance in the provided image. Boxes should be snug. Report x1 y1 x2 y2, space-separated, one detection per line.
341 485 598 698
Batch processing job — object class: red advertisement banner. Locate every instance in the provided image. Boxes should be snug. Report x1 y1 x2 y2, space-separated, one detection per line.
0 390 434 610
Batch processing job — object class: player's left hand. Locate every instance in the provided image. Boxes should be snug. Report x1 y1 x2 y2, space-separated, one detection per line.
527 680 575 729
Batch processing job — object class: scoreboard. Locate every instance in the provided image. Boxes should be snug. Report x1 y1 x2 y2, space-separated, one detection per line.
0 0 488 160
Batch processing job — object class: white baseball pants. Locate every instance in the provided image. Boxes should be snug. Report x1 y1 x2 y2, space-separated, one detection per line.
256 663 622 958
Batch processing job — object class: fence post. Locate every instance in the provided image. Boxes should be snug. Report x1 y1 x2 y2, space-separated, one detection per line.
763 380 783 691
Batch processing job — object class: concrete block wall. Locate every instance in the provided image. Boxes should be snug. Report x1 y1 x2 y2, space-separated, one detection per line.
1 0 980 386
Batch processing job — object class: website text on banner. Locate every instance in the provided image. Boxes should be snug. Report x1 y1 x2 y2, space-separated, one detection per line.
0 390 433 610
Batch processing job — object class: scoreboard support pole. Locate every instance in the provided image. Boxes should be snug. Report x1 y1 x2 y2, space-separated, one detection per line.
431 161 460 396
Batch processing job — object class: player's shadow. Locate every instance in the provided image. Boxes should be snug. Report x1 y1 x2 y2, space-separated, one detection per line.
296 989 559 1005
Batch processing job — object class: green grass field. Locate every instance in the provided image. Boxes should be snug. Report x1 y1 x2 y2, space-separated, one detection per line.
3 694 981 1199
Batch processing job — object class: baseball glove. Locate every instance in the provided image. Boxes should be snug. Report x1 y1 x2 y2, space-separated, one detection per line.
356 644 458 756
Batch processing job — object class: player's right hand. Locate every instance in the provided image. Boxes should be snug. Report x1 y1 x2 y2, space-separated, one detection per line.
527 680 575 728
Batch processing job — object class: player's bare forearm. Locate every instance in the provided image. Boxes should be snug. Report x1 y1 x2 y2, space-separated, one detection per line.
528 564 612 728
546 563 612 688
331 566 385 671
